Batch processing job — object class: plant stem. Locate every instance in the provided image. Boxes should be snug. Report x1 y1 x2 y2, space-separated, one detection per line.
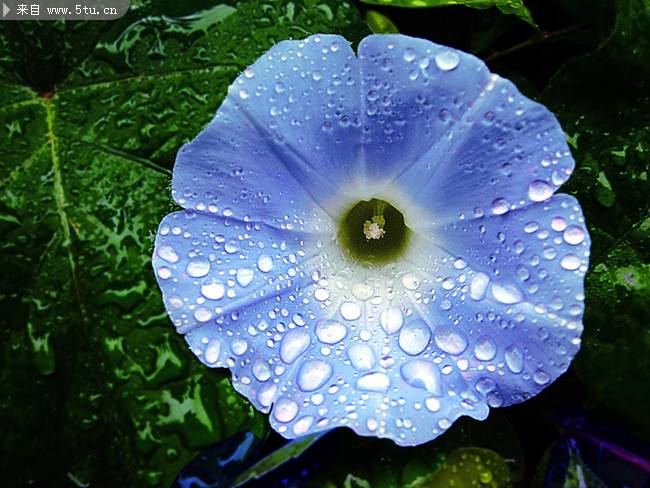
485 21 588 62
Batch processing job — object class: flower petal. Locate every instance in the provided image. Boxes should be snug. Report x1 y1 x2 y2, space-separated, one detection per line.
153 210 331 412
357 35 573 225
172 34 362 228
358 34 491 183
416 194 590 406
401 77 574 224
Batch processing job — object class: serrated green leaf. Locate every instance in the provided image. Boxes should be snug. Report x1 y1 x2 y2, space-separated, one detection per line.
542 0 650 434
0 1 369 486
359 0 536 26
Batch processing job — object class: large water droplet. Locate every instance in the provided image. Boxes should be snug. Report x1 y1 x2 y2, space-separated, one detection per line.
380 307 404 334
157 244 179 263
201 280 225 300
273 398 298 422
491 282 524 304
528 180 553 202
560 254 581 270
186 259 210 278
257 383 277 407
297 360 333 391
433 325 468 355
252 359 271 381
474 336 497 361
236 268 254 287
425 397 441 412
400 360 442 395
280 329 311 364
204 339 221 364
533 369 551 385
315 320 347 344
257 254 273 273
352 283 373 301
347 344 376 371
157 266 171 279
398 319 431 355
401 273 420 290
434 50 460 70
505 345 523 373
403 47 416 62
563 225 585 245
194 307 213 323
292 416 314 436
490 198 509 215
340 301 361 321
470 272 490 301
356 372 390 392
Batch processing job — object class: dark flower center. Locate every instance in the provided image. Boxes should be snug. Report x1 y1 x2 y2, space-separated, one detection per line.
338 198 410 266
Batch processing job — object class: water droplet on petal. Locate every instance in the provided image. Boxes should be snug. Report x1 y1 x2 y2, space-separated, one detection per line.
236 268 254 287
425 397 441 412
280 329 311 364
157 244 179 263
402 273 420 290
347 344 376 371
157 266 172 279
292 416 314 436
273 398 298 422
252 359 271 381
194 307 213 322
533 369 551 385
563 225 585 245
340 301 361 321
356 372 390 392
560 254 582 270
403 48 416 62
398 319 431 355
352 283 374 301
491 282 524 304
255 384 276 408
433 325 468 355
490 198 509 215
205 339 221 364
201 280 225 300
435 50 460 70
231 339 248 356
257 254 273 273
315 320 347 344
400 360 442 395
380 307 404 334
505 345 524 373
186 260 210 278
470 272 490 301
297 360 333 391
528 180 553 202
474 336 497 361
314 288 330 301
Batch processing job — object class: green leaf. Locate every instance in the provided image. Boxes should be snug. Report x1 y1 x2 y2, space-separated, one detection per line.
366 10 400 33
413 447 513 487
359 0 536 26
233 432 325 486
542 0 650 434
0 1 368 486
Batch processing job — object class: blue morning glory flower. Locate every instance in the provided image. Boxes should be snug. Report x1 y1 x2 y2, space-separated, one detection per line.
152 34 590 446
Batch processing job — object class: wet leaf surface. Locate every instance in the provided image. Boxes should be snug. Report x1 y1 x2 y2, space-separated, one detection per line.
359 0 535 26
542 0 650 435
